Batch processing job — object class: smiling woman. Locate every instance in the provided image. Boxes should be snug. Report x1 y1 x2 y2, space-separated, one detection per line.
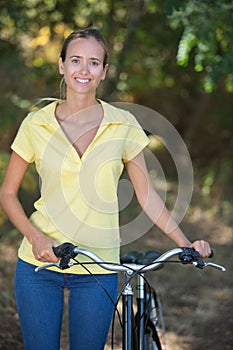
0 27 211 350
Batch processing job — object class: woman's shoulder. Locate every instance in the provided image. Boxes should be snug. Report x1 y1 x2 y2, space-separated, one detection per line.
100 99 139 125
23 100 59 125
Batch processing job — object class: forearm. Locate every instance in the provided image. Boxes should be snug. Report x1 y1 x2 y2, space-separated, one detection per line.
0 192 43 244
0 152 58 262
138 185 191 247
154 208 191 246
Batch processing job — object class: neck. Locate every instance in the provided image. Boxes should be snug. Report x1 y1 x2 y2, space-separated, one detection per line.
65 90 99 114
57 91 102 123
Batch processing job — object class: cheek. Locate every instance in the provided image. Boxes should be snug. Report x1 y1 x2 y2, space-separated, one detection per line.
62 66 75 80
97 68 107 81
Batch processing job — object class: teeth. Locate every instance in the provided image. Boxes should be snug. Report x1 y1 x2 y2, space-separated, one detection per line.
76 78 90 83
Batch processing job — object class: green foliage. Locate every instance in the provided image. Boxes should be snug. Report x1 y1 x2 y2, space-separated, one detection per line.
166 0 233 92
202 162 216 196
1 0 232 122
200 157 233 223
0 0 180 124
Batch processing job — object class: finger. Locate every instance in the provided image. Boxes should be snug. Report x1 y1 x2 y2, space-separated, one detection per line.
191 241 211 259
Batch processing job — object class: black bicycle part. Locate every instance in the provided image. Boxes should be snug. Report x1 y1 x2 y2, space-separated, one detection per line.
209 249 214 258
135 289 163 350
121 250 164 270
145 318 162 350
179 247 214 269
121 251 144 264
122 292 138 350
52 243 77 270
178 247 205 268
144 287 163 350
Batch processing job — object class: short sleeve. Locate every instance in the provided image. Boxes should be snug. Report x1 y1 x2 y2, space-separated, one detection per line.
11 114 35 163
122 113 150 162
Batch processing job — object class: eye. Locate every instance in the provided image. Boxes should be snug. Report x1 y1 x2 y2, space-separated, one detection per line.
71 58 80 64
90 61 99 66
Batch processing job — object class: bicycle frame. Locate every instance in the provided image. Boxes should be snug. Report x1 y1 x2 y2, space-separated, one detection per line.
121 271 152 350
137 273 145 350
122 277 134 350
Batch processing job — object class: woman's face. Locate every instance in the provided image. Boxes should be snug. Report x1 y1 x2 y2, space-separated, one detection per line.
59 37 108 97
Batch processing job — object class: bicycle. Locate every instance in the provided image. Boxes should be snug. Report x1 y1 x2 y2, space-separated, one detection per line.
35 244 226 350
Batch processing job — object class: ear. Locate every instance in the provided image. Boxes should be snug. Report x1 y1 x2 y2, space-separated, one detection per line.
101 64 109 81
58 57 64 75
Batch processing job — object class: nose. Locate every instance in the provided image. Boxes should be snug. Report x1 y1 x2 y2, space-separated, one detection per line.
79 60 89 75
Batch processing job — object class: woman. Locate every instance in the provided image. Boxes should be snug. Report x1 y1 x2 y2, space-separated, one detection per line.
0 28 211 350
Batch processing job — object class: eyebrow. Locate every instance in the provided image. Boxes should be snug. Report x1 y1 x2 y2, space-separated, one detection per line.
69 55 102 62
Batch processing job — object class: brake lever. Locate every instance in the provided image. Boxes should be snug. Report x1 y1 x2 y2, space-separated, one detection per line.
35 260 75 272
195 261 226 272
35 263 61 272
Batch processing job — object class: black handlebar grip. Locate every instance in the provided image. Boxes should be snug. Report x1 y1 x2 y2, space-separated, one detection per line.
52 243 76 258
209 249 214 259
53 246 63 258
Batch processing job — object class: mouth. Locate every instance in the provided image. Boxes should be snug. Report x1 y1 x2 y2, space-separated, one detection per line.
75 78 91 84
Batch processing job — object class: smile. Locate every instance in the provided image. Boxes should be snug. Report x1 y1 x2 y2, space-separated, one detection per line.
75 78 91 84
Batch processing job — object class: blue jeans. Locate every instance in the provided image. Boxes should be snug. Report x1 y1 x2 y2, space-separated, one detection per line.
14 258 118 350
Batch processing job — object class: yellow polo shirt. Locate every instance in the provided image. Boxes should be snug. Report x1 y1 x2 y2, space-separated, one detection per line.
11 100 150 273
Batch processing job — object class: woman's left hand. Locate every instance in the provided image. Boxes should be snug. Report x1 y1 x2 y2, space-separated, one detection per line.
190 240 212 259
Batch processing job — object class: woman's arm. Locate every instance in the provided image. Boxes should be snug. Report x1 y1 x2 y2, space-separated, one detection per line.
125 151 211 258
0 151 58 262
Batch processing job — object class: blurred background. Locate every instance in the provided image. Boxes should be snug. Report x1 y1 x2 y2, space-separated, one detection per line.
0 0 232 349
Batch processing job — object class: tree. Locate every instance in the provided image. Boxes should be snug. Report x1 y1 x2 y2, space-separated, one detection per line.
165 0 233 92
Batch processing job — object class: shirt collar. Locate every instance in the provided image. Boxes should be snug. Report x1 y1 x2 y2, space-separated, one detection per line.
29 99 129 127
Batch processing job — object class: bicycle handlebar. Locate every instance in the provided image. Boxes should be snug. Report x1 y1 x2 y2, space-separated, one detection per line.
34 243 226 273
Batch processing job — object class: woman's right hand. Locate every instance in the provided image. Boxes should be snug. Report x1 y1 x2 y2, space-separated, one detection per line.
31 233 59 263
